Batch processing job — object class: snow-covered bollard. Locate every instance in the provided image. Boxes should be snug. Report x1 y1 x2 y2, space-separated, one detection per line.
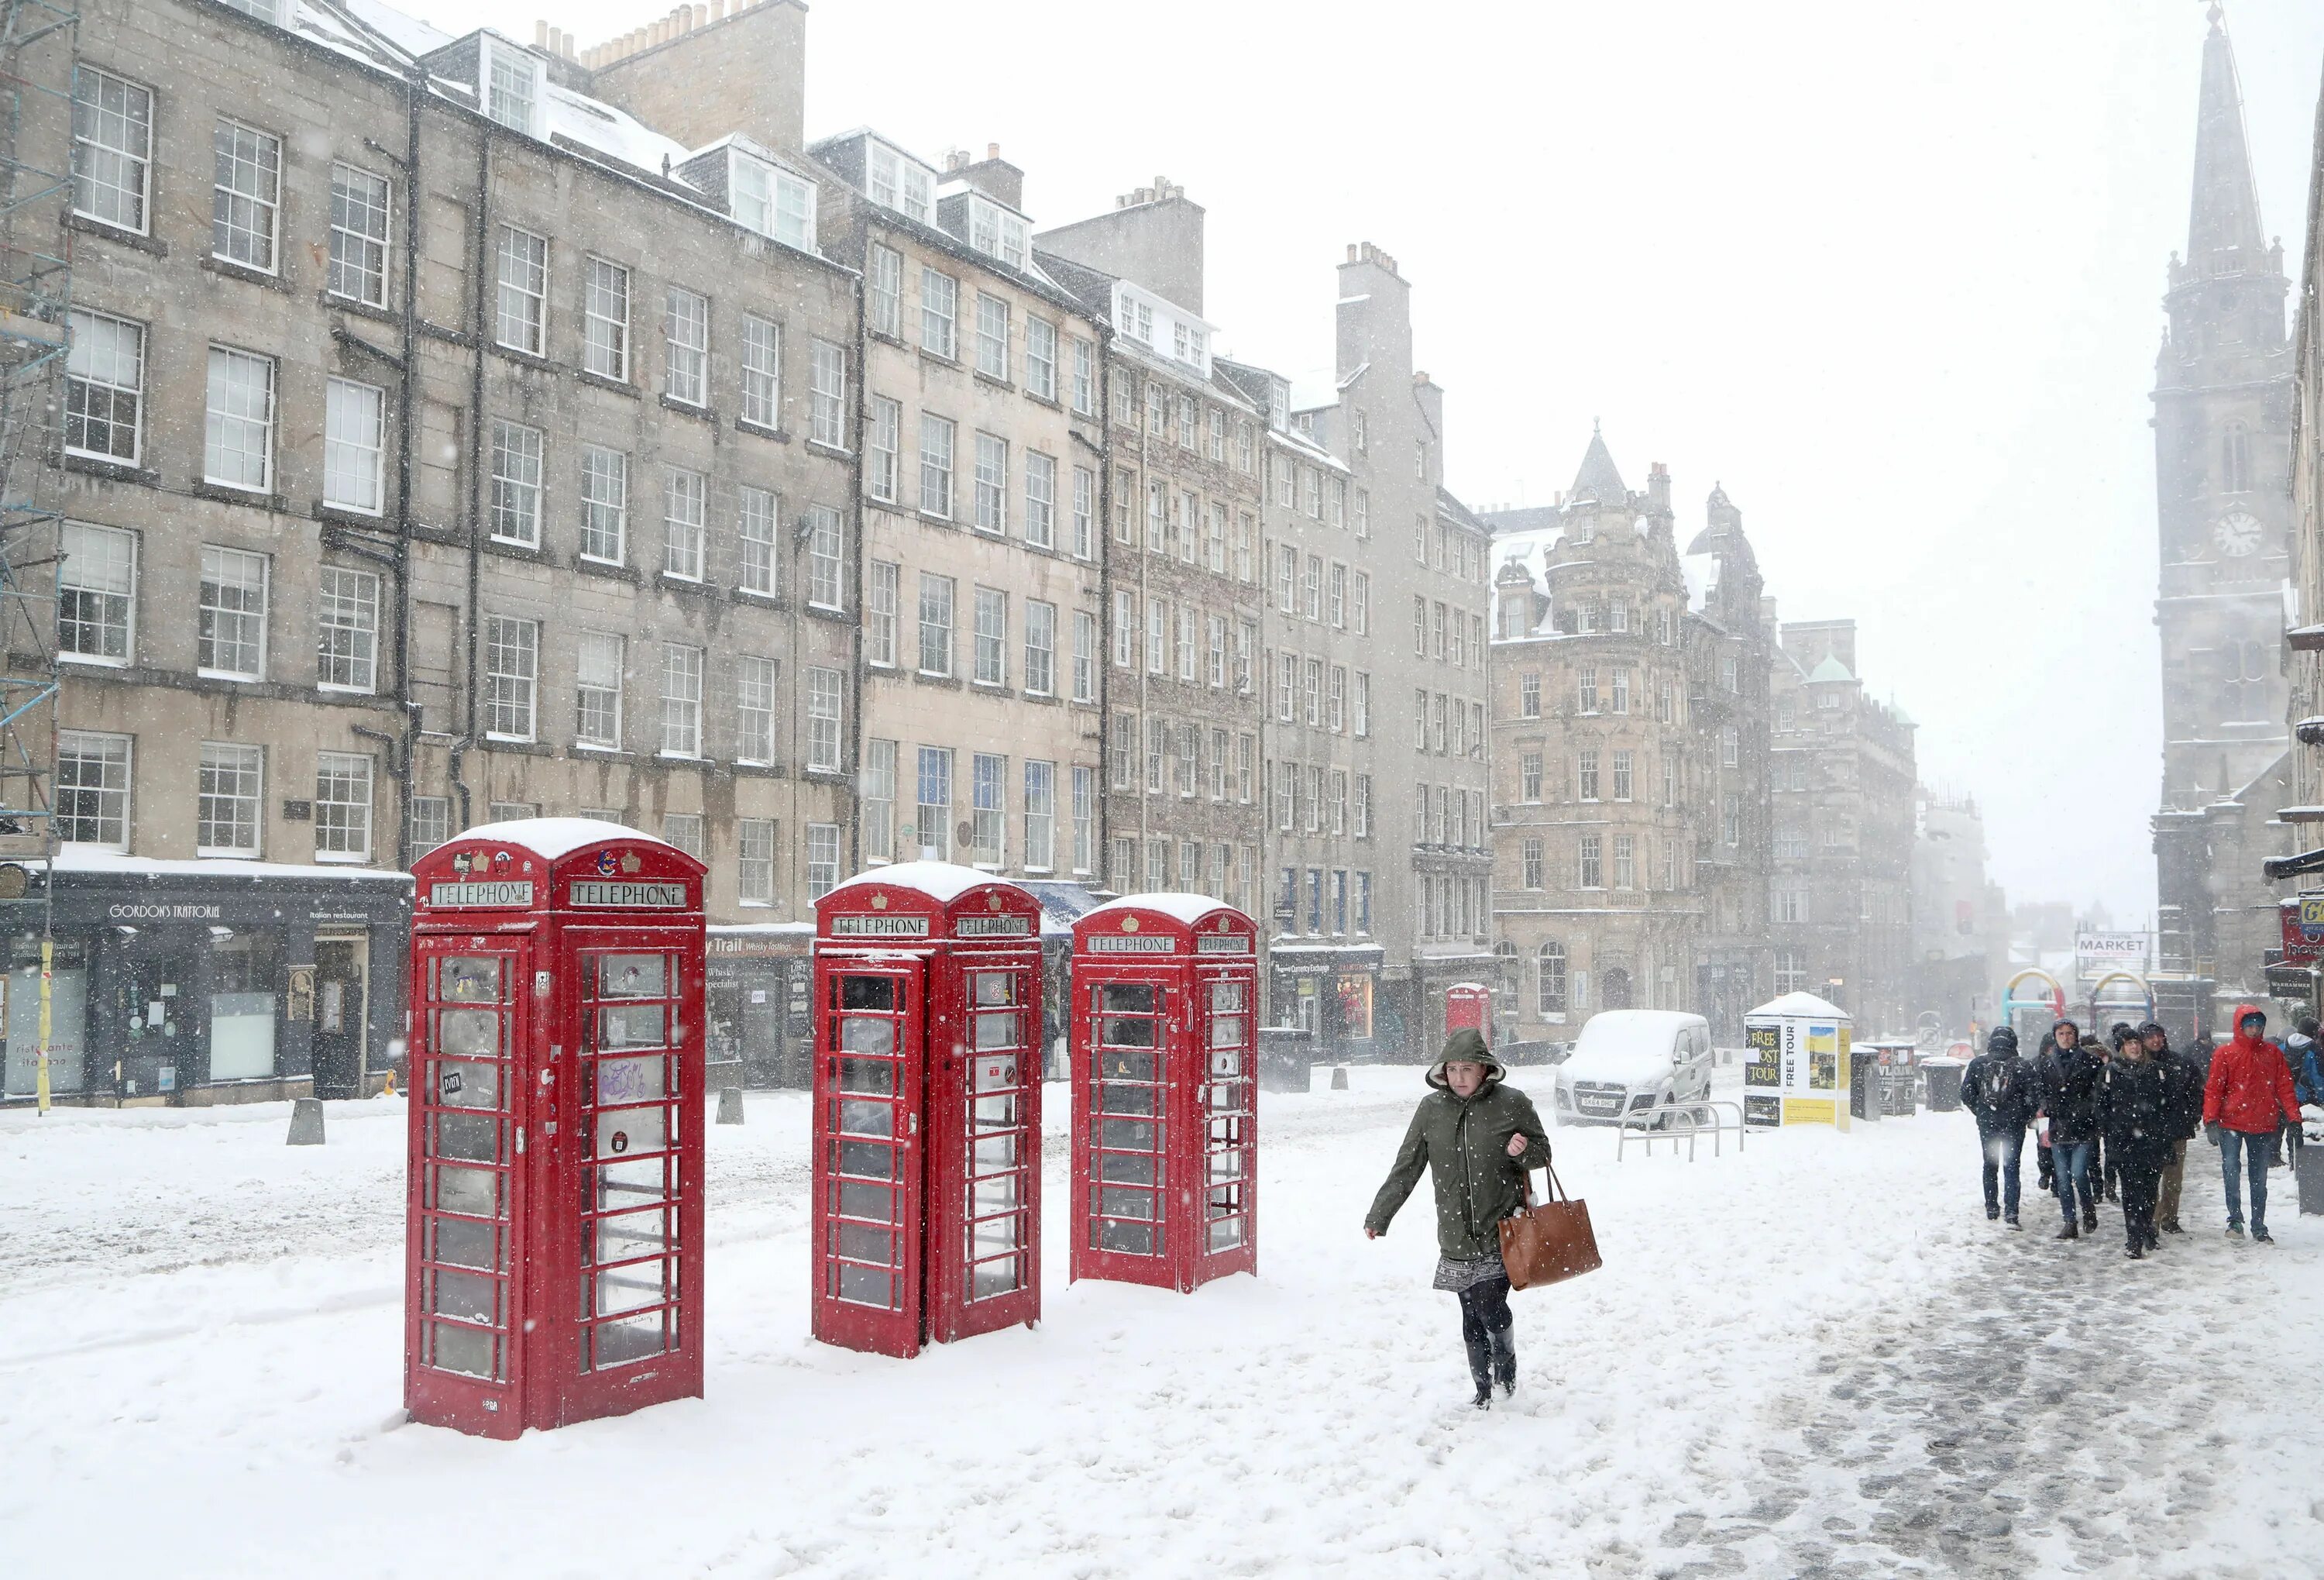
715 1086 744 1125
287 1097 325 1146
1330 1066 1349 1091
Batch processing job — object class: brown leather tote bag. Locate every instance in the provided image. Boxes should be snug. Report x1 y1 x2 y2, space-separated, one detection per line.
1498 1162 1603 1291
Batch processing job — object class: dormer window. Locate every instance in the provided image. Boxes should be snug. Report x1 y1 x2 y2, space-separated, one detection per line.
1267 381 1287 432
868 143 933 224
732 150 815 251
482 38 545 138
965 196 1029 270
218 0 289 22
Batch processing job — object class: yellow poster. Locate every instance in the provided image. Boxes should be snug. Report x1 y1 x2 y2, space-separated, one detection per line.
1807 1024 1838 1089
1785 1097 1838 1125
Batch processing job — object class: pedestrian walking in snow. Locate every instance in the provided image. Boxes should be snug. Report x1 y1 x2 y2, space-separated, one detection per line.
2281 1016 2318 1177
2036 1018 2104 1240
2100 1026 2171 1258
2147 1021 2203 1235
1364 1028 1552 1411
2099 1024 2133 1203
2203 1006 2303 1243
1960 1026 2036 1226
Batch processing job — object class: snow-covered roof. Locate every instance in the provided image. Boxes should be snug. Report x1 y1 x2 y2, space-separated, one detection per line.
53 849 411 883
1748 990 1851 1021
339 0 450 54
452 818 668 861
1081 893 1245 927
545 82 695 175
824 860 1018 905
1807 654 1856 684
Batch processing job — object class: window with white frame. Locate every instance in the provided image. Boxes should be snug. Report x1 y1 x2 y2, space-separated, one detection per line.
740 313 780 429
920 573 955 676
970 752 1006 865
1208 614 1226 689
204 346 275 491
197 742 263 855
57 730 129 849
407 796 451 854
576 631 624 749
1113 590 1135 670
737 818 775 905
730 150 813 250
1071 337 1096 415
920 413 955 515
975 293 1009 380
70 66 151 232
972 586 1006 686
662 643 703 756
915 745 953 860
922 268 957 357
489 420 544 546
495 225 548 354
660 814 704 861
868 143 933 222
663 467 707 580
966 197 1027 268
324 377 385 515
58 522 133 664
483 615 538 741
583 256 631 380
1353 670 1370 735
867 560 899 666
868 244 902 337
1024 599 1055 696
663 287 708 405
737 654 778 765
867 396 901 502
807 823 841 897
1016 759 1056 872
482 37 544 136
65 308 142 463
328 162 391 307
737 485 778 596
317 566 378 693
810 339 846 446
806 667 842 772
806 504 843 610
1072 610 1096 702
1180 610 1199 683
314 751 373 859
198 546 267 678
1775 949 1806 994
1071 766 1095 873
579 445 627 563
211 118 280 270
1025 316 1057 401
973 432 1007 533
1024 451 1055 548
861 738 896 861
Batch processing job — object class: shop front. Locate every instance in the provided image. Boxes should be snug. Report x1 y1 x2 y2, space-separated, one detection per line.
1265 942 1383 1064
0 855 411 1106
706 924 813 1089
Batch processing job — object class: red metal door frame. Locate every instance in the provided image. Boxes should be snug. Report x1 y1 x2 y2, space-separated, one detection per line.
1189 960 1258 1286
1071 962 1179 1289
926 945 1043 1341
810 955 927 1358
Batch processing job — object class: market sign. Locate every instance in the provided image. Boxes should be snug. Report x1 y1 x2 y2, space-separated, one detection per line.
567 881 687 909
2075 932 2147 966
428 880 535 909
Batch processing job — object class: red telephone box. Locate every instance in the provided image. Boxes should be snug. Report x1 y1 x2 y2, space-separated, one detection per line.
402 819 706 1439
1069 895 1259 1292
810 862 1043 1358
1445 982 1492 1036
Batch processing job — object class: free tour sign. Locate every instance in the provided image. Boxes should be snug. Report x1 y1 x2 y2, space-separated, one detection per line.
1741 991 1856 1129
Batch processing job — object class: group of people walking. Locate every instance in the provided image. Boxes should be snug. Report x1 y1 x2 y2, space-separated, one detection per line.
1959 1007 2310 1256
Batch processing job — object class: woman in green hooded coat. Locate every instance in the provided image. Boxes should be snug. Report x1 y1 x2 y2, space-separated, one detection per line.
1364 1028 1552 1409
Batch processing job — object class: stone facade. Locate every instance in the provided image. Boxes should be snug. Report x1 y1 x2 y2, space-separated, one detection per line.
2150 11 2298 1026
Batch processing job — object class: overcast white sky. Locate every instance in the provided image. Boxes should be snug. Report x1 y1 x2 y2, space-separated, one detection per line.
467 0 2324 926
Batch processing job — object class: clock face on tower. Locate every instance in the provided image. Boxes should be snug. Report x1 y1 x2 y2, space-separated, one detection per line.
2212 509 2263 557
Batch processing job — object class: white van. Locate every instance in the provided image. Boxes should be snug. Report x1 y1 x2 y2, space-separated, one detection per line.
1552 1010 1714 1124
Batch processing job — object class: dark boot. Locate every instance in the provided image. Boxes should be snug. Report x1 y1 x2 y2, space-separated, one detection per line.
2056 1220 2078 1241
2082 1203 2099 1233
1464 1331 1493 1410
1488 1326 1517 1397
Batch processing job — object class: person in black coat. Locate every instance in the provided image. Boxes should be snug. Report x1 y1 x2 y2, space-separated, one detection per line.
2036 1018 2105 1239
1960 1025 2037 1225
2146 1021 2202 1234
2100 1024 2173 1258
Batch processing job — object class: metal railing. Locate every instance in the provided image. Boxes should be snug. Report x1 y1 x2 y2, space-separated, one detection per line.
1614 1098 1748 1162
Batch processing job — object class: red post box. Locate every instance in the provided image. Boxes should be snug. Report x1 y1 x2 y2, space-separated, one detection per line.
1069 895 1259 1292
810 862 1043 1358
403 820 706 1439
1445 982 1492 1036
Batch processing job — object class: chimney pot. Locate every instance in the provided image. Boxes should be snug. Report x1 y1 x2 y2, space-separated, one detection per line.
987 143 999 160
1346 243 1358 263
534 19 548 46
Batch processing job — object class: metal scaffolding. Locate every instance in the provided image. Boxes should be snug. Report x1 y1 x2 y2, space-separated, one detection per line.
0 0 75 1110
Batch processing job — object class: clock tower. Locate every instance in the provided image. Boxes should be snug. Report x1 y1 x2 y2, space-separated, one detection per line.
2151 4 2294 1013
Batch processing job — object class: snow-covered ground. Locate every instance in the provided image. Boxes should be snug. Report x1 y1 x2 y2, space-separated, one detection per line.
4 1069 2319 1578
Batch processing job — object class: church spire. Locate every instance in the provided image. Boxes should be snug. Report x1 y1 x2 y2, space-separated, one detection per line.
2186 4 2267 267
1569 422 1627 503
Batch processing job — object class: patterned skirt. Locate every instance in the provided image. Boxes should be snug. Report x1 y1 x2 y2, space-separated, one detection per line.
1432 1248 1509 1293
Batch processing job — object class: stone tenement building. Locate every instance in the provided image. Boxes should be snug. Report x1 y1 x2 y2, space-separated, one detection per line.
2150 8 2297 1034
2281 9 2324 1012
21 0 855 1104
1033 181 1267 919
1483 435 1769 1043
1769 620 1917 1031
808 132 1108 885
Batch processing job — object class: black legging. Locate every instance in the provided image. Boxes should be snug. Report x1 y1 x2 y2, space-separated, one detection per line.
1458 1275 1513 1343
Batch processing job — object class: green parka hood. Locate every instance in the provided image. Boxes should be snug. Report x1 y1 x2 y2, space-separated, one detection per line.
1425 1027 1506 1089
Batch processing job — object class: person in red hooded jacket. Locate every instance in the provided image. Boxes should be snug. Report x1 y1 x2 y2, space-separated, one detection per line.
2202 1006 2302 1243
